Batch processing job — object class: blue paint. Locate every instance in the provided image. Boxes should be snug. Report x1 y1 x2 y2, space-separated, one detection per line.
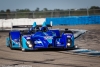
70 49 100 56
72 49 91 53
33 22 37 27
46 15 100 26
22 36 29 49
42 22 46 27
87 51 100 56
9 30 20 40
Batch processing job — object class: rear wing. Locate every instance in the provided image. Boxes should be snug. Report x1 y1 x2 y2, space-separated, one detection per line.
46 24 52 27
11 24 33 31
11 21 52 30
12 25 32 28
11 25 52 30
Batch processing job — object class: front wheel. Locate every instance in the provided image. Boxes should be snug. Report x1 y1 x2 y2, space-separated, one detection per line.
20 35 26 52
9 34 14 50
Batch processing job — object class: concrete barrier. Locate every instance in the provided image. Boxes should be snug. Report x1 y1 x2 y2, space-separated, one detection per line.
0 15 100 28
0 18 46 28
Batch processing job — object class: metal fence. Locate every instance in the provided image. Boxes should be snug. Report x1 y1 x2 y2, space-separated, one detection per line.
0 9 100 19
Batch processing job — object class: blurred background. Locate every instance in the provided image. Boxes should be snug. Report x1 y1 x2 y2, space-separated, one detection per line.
0 6 100 19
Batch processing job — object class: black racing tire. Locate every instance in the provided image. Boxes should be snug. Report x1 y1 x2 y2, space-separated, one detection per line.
20 35 26 52
20 35 22 49
9 34 14 50
7 38 10 47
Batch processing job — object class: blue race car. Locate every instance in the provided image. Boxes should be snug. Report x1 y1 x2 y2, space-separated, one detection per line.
6 22 75 51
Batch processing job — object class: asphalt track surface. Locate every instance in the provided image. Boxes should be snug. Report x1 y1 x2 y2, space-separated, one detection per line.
0 25 100 67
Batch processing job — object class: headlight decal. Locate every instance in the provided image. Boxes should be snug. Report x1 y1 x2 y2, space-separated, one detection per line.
26 41 33 48
67 43 71 46
67 38 72 47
